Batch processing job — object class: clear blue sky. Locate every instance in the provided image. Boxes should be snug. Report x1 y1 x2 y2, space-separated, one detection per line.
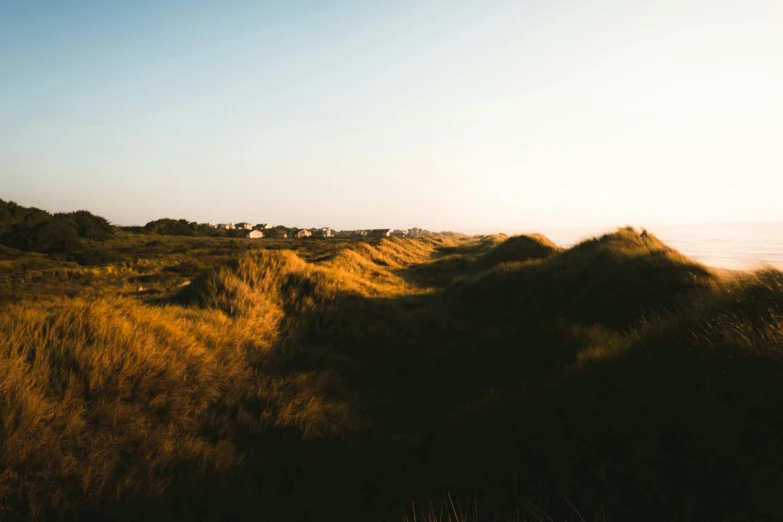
2 1 782 232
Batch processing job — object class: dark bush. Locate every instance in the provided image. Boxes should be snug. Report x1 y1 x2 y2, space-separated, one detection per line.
5 220 83 254
0 200 115 256
56 210 115 240
144 218 200 236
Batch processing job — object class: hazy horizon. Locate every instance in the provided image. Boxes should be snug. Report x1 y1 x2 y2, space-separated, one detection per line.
2 1 782 231
4 193 783 236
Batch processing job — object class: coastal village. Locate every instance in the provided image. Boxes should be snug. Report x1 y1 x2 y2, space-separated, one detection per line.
207 222 432 240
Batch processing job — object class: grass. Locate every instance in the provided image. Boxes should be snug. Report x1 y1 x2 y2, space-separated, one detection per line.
0 228 782 521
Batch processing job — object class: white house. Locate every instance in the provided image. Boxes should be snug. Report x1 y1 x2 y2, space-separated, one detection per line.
290 228 312 239
246 230 264 239
312 227 335 238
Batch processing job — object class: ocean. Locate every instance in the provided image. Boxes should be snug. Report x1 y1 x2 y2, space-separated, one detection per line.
537 222 783 271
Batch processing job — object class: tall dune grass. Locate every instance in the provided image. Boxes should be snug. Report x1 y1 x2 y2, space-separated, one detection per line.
1 232 782 521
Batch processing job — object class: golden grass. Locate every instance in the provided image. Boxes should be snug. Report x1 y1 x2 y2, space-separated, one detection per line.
0 237 457 518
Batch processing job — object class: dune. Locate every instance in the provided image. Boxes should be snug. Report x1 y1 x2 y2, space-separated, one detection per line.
1 228 782 521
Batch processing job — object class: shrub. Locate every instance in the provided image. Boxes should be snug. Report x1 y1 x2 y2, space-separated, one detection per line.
56 210 114 240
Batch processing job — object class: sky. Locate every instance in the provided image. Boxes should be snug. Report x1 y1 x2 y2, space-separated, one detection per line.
1 0 782 233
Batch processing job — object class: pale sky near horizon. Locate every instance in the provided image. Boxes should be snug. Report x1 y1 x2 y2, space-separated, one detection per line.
1 1 782 233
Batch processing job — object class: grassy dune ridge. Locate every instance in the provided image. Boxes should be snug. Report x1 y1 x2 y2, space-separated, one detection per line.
1 229 782 520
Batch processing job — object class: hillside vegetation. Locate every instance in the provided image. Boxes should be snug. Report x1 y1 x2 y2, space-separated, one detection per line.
1 226 782 521
0 200 114 256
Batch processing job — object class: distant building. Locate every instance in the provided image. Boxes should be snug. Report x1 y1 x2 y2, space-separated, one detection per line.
206 223 217 229
312 227 335 238
290 228 312 239
390 229 408 238
336 229 370 237
245 230 264 239
217 223 235 230
369 229 392 238
255 223 270 230
235 222 253 230
408 228 430 238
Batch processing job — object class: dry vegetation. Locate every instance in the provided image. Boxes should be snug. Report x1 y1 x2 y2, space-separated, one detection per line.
1 228 783 521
